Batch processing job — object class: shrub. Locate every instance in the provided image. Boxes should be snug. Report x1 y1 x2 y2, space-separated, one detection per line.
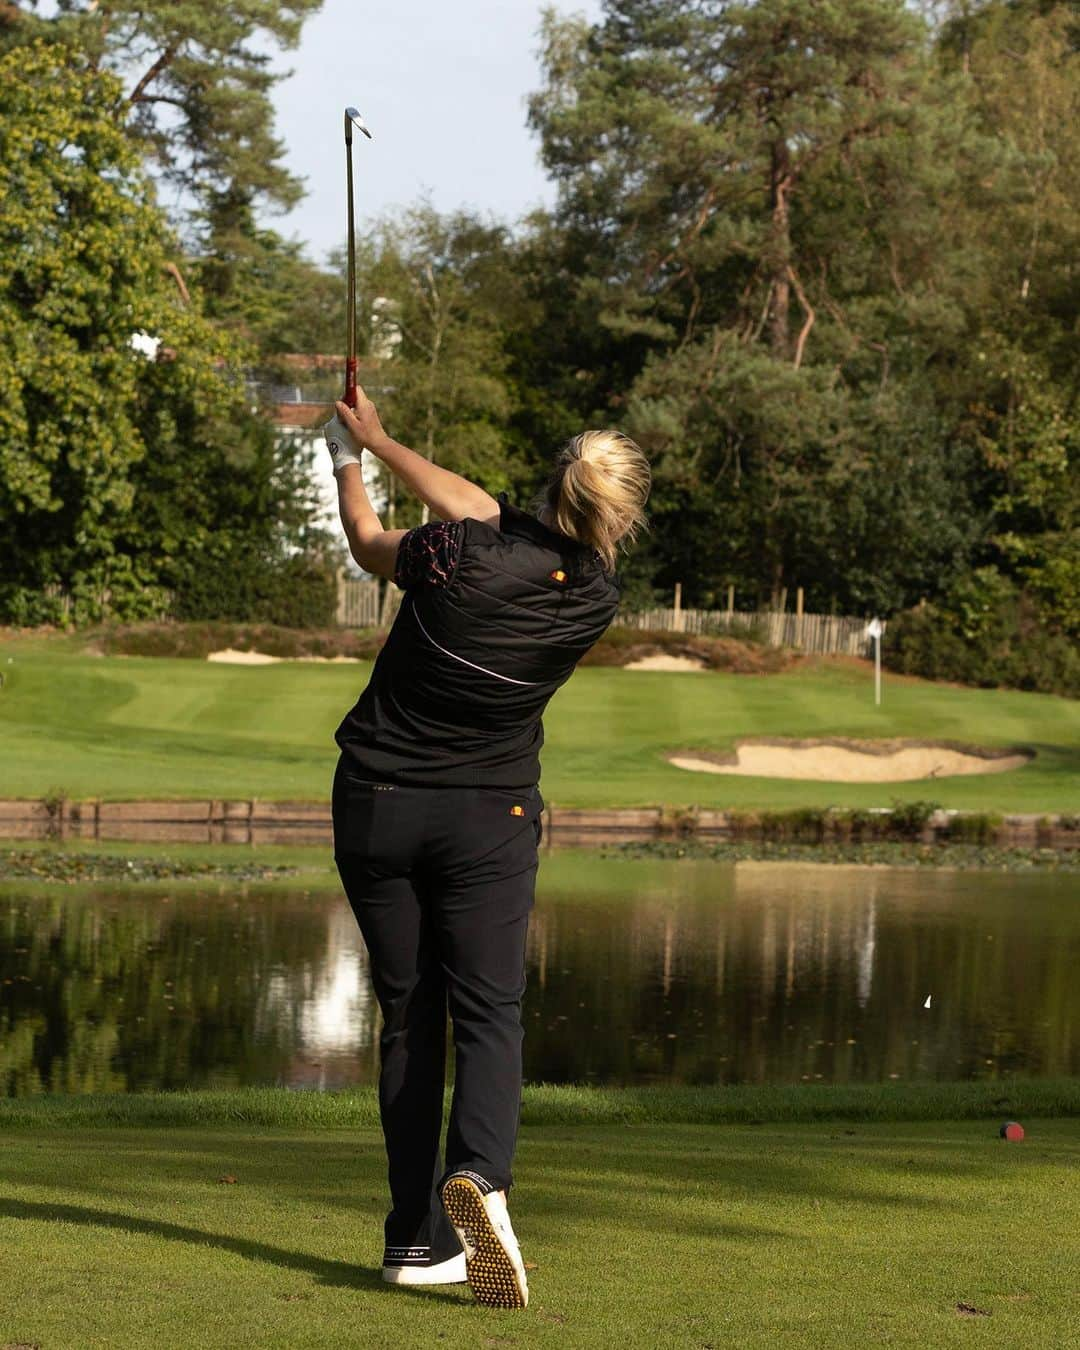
99 622 384 660
743 808 829 842
942 812 1004 845
888 799 941 840
0 565 172 628
172 548 338 628
884 570 1080 697
690 613 770 644
580 626 797 674
829 808 881 842
0 586 69 628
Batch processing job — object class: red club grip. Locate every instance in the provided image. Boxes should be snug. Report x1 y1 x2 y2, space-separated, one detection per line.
344 358 359 408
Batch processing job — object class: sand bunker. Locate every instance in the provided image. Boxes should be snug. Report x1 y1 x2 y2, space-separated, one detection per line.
668 737 1033 783
207 649 360 664
625 654 707 672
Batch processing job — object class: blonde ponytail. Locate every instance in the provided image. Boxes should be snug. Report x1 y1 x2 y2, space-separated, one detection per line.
543 430 651 572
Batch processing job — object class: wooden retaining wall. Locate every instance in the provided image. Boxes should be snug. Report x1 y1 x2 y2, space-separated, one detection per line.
0 799 1075 851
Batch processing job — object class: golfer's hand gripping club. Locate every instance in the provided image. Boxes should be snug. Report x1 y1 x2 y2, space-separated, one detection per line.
324 389 389 474
331 389 500 525
336 394 388 450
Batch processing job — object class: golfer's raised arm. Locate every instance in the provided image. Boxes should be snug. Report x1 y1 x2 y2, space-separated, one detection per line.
335 394 499 525
333 458 407 581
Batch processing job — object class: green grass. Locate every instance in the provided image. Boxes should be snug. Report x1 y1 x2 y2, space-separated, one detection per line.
1 1112 1076 1348
4 836 1079 890
1 630 1078 809
3 1080 1079 1130
0 835 340 877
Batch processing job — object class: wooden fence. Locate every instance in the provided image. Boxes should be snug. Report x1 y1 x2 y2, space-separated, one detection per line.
335 574 381 627
619 607 882 656
334 575 880 656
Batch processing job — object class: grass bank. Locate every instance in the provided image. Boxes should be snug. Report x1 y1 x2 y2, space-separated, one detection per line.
1 630 1078 810
606 838 1080 871
0 1114 1076 1348
2 1080 1079 1130
0 841 324 886
94 619 798 674
3 837 1078 888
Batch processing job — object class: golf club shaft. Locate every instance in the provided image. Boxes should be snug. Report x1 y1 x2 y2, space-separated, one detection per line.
345 132 358 408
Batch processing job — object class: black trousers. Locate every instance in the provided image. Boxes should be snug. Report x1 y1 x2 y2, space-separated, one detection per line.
332 754 543 1259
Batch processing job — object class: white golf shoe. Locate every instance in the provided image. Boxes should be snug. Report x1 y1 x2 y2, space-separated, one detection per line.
381 1245 467 1285
440 1170 529 1309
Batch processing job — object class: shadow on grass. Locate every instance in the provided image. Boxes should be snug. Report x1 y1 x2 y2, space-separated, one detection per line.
6 1121 1066 1291
517 1126 969 1233
54 1129 946 1229
0 1196 395 1294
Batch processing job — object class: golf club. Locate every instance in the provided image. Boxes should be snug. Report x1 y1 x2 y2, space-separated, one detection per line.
344 106 373 408
323 106 373 470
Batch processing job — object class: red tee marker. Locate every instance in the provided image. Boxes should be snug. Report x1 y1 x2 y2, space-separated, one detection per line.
999 1121 1025 1142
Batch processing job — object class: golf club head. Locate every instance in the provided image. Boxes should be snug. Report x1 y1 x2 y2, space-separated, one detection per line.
345 107 373 143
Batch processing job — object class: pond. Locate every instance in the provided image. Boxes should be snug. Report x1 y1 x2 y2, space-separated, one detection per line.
1 854 1077 1095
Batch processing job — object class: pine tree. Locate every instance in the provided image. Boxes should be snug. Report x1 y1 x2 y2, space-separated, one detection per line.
1 1 322 231
528 0 999 610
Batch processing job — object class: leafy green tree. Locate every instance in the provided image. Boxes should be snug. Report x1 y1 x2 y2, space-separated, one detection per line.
0 42 325 625
528 0 1002 610
194 212 347 356
361 206 529 525
937 1 1080 637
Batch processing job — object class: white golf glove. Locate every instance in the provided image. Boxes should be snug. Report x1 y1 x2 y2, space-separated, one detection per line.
323 413 363 475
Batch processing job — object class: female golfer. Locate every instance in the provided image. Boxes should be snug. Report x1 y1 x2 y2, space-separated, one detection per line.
324 389 650 1309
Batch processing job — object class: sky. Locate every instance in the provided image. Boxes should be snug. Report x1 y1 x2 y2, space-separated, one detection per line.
263 0 604 265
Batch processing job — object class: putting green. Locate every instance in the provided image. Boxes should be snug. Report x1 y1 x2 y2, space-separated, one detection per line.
0 633 1077 810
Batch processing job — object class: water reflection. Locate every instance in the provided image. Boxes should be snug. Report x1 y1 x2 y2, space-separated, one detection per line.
1 859 1077 1095
527 863 1079 1085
